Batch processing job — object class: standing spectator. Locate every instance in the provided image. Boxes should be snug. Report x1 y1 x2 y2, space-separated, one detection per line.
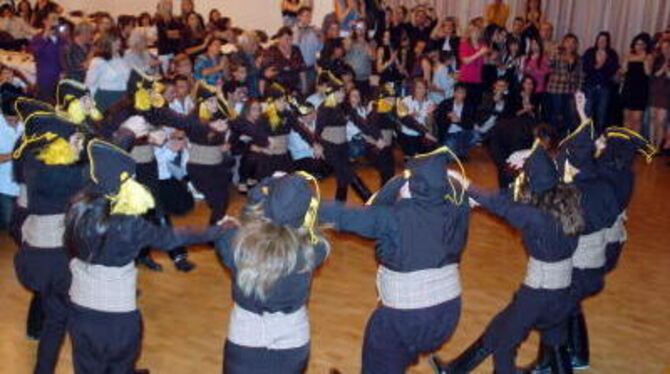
648 39 670 150
194 38 227 85
94 13 115 37
376 30 405 92
181 12 209 58
428 51 458 103
0 85 23 231
0 3 36 50
293 6 321 94
430 16 460 63
30 12 65 102
16 0 32 26
458 19 488 108
180 0 202 25
136 12 157 46
523 37 550 105
538 21 557 54
485 0 510 28
59 22 93 82
262 26 306 94
620 33 652 132
345 20 374 99
334 0 364 35
582 31 619 131
207 9 222 32
545 33 582 136
500 37 523 89
117 15 137 49
155 0 182 73
124 29 161 75
524 0 544 30
389 6 409 49
406 6 436 47
31 0 61 28
85 32 131 111
281 0 301 26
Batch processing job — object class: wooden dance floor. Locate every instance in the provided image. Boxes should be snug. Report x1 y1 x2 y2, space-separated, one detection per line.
1 148 669 373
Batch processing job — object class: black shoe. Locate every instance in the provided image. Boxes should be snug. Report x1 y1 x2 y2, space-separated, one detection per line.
568 313 589 370
351 175 372 202
518 344 552 374
137 256 163 272
26 293 43 341
549 345 574 374
174 258 196 273
429 338 490 374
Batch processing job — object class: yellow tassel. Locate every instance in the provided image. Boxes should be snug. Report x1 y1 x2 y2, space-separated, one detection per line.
266 103 282 131
377 99 393 113
294 171 320 244
324 93 338 108
134 87 152 111
199 102 212 122
109 178 155 216
151 92 166 109
36 137 80 165
67 99 87 124
90 107 103 122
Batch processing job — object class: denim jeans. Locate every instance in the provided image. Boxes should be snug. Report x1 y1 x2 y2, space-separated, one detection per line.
443 130 477 159
584 84 611 133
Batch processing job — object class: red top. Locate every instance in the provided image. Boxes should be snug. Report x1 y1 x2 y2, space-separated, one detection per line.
458 39 484 84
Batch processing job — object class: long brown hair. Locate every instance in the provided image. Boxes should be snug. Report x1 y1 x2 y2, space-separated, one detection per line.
233 203 329 301
518 182 585 236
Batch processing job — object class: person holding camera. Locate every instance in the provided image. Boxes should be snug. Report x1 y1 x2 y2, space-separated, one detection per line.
30 11 65 103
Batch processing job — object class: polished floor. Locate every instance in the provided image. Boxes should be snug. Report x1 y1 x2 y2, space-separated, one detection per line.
1 148 669 373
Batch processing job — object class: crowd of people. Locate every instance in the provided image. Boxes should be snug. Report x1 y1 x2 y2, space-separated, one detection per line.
0 0 665 373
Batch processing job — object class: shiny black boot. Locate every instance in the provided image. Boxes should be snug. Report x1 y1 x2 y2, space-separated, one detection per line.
351 175 372 202
429 338 491 374
568 313 589 370
549 345 574 374
137 254 163 271
335 184 348 202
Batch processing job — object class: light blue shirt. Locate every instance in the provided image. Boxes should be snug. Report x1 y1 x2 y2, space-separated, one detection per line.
0 116 24 196
288 119 315 160
293 24 322 68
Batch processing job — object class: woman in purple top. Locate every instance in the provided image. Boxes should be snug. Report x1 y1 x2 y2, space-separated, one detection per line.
30 11 65 103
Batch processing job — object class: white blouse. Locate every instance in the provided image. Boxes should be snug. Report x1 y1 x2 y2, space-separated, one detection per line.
85 57 131 96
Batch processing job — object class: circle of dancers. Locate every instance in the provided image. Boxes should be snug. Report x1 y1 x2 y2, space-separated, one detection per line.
6 68 656 374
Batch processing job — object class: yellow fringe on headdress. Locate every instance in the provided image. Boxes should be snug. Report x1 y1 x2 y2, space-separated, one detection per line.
396 99 409 118
109 175 155 216
607 126 657 163
294 171 320 244
265 103 282 130
12 132 57 159
324 93 338 108
134 82 166 112
66 99 87 124
558 119 594 149
376 98 394 113
36 137 80 165
199 102 213 122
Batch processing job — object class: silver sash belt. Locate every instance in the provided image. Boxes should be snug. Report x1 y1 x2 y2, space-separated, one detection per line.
321 127 347 145
130 144 155 164
376 264 461 310
263 135 289 155
189 143 223 165
605 212 627 244
573 229 608 269
381 129 394 146
524 257 572 290
17 183 28 208
69 258 138 313
21 214 65 248
227 303 309 350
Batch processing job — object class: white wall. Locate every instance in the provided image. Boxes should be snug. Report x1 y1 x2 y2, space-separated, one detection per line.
58 0 334 34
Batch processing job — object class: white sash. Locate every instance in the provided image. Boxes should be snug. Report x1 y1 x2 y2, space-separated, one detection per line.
69 258 138 313
227 304 310 350
524 257 573 290
376 264 461 310
573 229 608 269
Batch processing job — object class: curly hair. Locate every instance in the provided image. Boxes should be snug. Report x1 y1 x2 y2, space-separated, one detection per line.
518 182 585 236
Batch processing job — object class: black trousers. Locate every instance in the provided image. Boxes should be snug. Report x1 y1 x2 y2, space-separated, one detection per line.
14 246 71 374
224 340 309 374
188 163 232 224
371 146 395 186
69 304 142 374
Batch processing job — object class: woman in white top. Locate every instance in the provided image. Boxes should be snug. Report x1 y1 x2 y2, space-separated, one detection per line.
429 51 458 104
399 78 436 156
124 29 161 76
85 32 131 112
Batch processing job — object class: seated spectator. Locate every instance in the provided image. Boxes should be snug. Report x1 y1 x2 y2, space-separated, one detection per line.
434 83 477 157
477 77 514 138
194 38 227 85
400 78 436 156
169 74 195 114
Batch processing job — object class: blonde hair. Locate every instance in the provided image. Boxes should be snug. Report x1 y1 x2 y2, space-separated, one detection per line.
233 203 328 301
